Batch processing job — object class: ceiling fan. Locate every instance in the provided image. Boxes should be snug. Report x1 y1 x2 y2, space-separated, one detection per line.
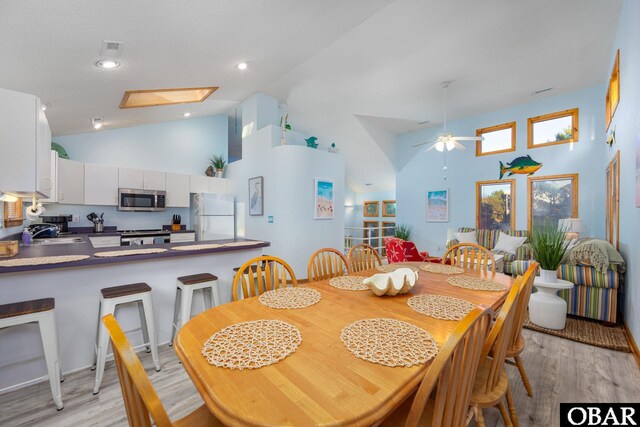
413 81 484 152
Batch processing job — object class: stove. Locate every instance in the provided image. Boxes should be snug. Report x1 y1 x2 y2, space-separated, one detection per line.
119 229 170 246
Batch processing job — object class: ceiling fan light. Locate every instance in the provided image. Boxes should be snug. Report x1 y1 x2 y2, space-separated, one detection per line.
435 141 445 152
445 140 455 151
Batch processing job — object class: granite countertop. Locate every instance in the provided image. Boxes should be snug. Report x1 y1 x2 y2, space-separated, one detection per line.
0 236 269 275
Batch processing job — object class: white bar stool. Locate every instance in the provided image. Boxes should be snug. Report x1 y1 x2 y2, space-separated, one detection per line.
92 282 160 394
0 298 64 410
169 273 219 346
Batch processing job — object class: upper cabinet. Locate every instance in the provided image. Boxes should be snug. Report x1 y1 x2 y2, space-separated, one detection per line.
0 88 52 197
85 163 119 206
57 158 85 205
190 175 210 194
166 173 190 207
209 177 228 193
118 168 166 191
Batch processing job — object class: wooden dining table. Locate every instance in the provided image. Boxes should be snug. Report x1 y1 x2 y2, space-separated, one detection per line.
174 262 515 427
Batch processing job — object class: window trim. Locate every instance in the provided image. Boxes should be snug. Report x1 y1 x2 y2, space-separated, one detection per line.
606 49 620 131
475 122 517 157
606 151 620 250
527 108 579 149
527 173 579 232
475 179 516 230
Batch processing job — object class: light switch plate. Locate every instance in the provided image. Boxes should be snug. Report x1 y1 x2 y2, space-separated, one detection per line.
72 215 80 223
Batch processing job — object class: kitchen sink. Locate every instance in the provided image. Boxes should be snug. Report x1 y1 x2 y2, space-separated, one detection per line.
31 237 86 245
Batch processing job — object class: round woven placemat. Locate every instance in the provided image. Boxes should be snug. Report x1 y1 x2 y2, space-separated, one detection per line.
222 241 264 247
329 276 368 291
407 295 476 321
171 244 223 251
0 255 90 267
202 319 302 370
94 248 167 258
447 276 507 292
340 318 438 367
376 264 419 273
419 263 464 275
258 288 321 309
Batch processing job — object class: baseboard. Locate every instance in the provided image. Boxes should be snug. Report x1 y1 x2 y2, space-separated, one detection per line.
623 320 640 370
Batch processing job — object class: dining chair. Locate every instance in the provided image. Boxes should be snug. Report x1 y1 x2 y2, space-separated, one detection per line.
442 243 496 275
307 248 349 282
503 261 539 397
347 243 382 273
470 275 525 427
102 314 223 427
380 304 494 427
232 255 297 301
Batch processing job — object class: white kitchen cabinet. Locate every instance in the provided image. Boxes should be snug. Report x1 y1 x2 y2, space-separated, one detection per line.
118 168 144 189
41 151 59 204
84 163 119 206
0 88 52 197
209 177 229 194
143 171 166 191
89 236 121 248
57 158 85 205
165 173 190 207
170 232 196 243
189 175 209 194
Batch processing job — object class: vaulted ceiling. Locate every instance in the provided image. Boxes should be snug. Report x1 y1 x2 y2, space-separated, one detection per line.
0 0 621 192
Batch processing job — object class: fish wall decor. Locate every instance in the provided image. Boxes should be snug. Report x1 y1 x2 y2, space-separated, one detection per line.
499 155 542 179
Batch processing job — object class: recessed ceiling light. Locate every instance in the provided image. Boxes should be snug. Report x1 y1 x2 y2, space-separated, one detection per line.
96 59 121 69
41 103 50 111
92 117 103 129
182 112 191 118
237 62 248 70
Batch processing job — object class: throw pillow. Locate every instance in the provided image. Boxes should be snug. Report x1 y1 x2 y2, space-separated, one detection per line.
493 232 527 254
456 231 478 244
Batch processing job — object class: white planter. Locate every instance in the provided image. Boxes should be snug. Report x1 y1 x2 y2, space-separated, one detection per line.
540 268 558 283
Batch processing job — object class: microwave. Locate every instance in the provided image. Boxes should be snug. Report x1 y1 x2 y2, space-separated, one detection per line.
118 188 166 212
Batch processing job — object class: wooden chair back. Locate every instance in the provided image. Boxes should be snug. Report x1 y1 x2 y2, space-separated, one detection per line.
507 262 539 349
442 243 496 275
480 275 524 393
102 313 171 427
347 243 382 273
307 248 349 282
232 255 297 301
404 305 494 427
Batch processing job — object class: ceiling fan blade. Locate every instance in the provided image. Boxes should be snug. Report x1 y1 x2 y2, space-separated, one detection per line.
412 139 437 148
452 141 467 151
452 136 484 141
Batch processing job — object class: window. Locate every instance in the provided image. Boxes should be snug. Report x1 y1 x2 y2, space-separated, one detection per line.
606 49 620 130
527 108 579 148
476 122 516 156
606 151 620 249
527 174 578 231
476 180 515 231
363 221 380 249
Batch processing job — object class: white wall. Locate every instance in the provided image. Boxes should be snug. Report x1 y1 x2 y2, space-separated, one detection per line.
227 124 345 277
608 0 640 343
397 85 606 256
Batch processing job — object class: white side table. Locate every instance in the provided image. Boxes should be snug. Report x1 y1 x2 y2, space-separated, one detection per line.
528 278 574 330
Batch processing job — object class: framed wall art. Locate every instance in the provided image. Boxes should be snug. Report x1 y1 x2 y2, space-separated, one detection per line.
314 179 334 219
426 190 449 222
248 176 264 216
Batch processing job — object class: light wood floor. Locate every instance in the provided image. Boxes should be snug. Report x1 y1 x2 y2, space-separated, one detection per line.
1 329 639 427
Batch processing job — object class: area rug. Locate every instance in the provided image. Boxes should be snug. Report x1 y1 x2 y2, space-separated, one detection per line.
523 314 631 353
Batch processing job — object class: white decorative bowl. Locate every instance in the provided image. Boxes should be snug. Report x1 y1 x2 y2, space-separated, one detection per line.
363 268 418 296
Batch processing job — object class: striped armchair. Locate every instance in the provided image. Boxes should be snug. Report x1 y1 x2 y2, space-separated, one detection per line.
446 227 532 275
512 260 621 323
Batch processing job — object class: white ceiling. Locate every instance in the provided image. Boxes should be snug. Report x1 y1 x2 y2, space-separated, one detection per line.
0 0 622 193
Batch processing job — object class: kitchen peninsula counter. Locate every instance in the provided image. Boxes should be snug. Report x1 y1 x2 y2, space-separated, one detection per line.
0 237 269 275
0 237 268 392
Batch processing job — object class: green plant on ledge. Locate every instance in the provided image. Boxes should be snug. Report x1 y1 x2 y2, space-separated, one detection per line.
209 155 226 177
394 224 413 241
530 221 570 271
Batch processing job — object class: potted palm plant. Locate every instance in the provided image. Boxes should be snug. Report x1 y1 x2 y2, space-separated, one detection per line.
394 224 413 241
530 222 570 283
209 155 226 177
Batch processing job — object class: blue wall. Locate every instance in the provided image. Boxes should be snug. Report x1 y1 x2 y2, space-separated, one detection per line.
53 114 228 175
396 85 606 256
608 0 640 344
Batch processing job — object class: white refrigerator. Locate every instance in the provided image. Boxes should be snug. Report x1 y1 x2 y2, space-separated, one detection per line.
190 193 236 241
